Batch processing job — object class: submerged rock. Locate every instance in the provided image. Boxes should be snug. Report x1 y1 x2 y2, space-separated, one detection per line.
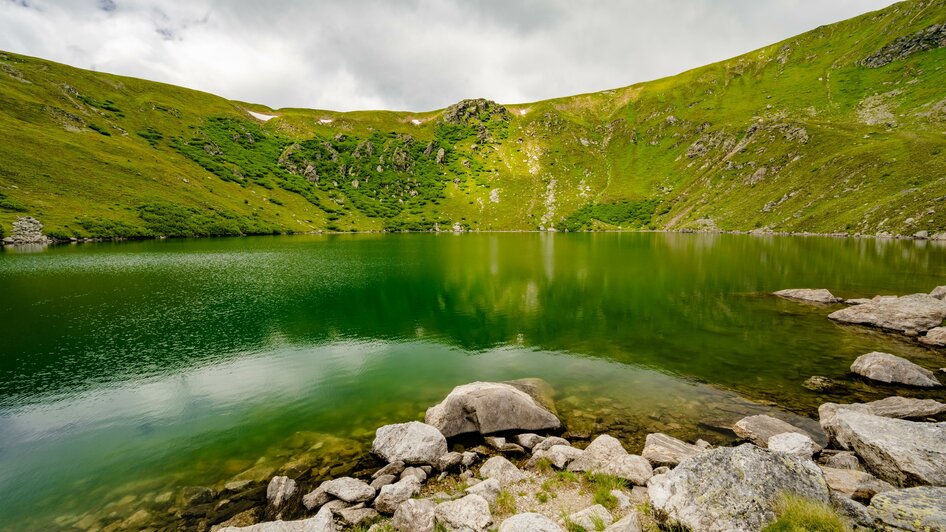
850 352 941 387
372 421 448 465
819 407 946 487
773 288 840 304
732 414 811 447
803 376 840 392
868 486 946 531
567 435 653 485
425 380 561 437
828 294 946 334
648 444 829 532
498 512 564 532
641 433 703 467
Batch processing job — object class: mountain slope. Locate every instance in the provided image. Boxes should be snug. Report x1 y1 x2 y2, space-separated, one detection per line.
1 0 946 240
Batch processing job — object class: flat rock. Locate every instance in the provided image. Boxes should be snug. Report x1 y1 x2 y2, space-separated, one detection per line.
774 288 840 304
821 466 895 502
862 396 946 418
767 432 821 458
648 444 829 532
920 326 946 347
732 414 811 447
392 498 436 532
851 352 941 387
828 294 946 333
374 477 421 514
564 505 613 530
498 512 564 532
868 486 946 531
604 511 642 532
425 381 561 437
370 475 396 490
372 422 448 465
480 456 526 485
465 478 500 505
434 494 492 532
819 407 946 487
566 435 653 486
218 506 338 532
319 477 374 503
642 433 702 466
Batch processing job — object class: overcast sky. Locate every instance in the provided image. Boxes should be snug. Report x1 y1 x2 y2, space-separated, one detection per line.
1 0 900 112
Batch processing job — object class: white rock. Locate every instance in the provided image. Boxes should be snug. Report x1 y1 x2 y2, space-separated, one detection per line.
374 477 421 514
434 494 492 532
868 486 946 531
515 434 545 449
266 476 297 508
604 511 642 532
400 466 427 483
829 294 946 333
767 432 822 458
532 437 570 453
302 486 332 511
920 327 946 347
820 466 895 502
773 288 840 304
567 435 653 485
372 422 448 465
480 456 526 485
218 505 338 531
465 478 500 504
319 477 374 503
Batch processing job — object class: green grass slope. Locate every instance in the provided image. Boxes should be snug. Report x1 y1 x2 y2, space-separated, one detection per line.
1 0 945 239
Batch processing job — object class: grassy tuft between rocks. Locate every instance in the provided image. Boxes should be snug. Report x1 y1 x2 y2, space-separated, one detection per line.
762 493 852 532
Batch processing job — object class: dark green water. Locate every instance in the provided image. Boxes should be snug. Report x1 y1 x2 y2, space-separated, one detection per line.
1 233 944 529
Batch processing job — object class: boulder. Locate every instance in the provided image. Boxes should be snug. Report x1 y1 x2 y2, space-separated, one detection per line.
372 422 448 465
648 444 829 532
773 288 840 304
480 456 526 485
335 507 379 528
392 498 436 532
803 376 839 392
566 435 653 486
370 474 396 490
218 506 338 532
460 451 478 468
319 477 374 503
820 466 895 502
604 511 642 532
868 487 946 531
828 294 946 333
532 437 570 453
829 492 875 529
732 414 811 447
434 494 492 532
851 352 940 387
526 445 583 470
302 486 332 511
862 396 946 418
400 466 427 483
819 407 946 487
465 478 500 505
514 434 545 450
641 433 702 466
564 505 613 530
425 381 561 437
931 286 946 300
498 513 564 532
766 432 821 458
920 326 946 347
265 476 297 519
436 452 463 472
610 489 632 510
374 477 421 514
372 461 406 479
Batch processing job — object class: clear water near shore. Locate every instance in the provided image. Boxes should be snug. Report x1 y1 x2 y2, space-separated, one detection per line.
1 232 944 528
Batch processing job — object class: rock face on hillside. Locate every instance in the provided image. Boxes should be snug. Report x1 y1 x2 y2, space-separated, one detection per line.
648 444 829 532
441 99 509 125
863 22 946 68
819 407 946 487
828 295 946 334
850 352 941 387
8 216 50 244
425 380 561 437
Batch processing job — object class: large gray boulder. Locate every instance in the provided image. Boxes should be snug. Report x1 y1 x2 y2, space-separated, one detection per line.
434 494 492 532
372 422 448 465
648 444 829 532
567 435 653 485
392 498 436 532
374 477 422 514
828 294 946 333
820 466 895 502
732 414 811 447
850 352 941 387
819 407 946 487
641 433 702 467
498 513 564 532
868 487 946 531
920 326 946 347
425 381 561 437
773 288 840 304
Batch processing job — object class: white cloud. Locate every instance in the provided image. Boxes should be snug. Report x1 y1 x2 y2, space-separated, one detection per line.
0 0 900 111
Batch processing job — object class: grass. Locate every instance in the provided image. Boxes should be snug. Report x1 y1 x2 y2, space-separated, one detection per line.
493 489 517 516
762 493 852 532
2 0 946 238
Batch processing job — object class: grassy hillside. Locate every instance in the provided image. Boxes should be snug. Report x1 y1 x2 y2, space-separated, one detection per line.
2 0 946 239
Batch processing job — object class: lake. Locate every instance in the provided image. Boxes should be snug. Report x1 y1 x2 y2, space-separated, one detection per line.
1 232 944 529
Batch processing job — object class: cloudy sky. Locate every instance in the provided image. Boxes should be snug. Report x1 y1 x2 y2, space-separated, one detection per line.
1 0 899 112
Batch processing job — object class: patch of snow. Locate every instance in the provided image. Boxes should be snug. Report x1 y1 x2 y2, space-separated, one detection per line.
319 118 333 124
519 109 528 116
411 119 422 125
247 110 277 122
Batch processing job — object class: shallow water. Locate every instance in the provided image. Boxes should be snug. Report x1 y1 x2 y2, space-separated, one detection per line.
0 232 944 528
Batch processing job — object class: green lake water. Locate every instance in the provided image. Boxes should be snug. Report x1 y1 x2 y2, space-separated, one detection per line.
1 232 945 529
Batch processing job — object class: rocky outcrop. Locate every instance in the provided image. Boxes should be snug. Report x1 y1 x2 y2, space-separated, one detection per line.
828 294 946 334
425 381 561 437
648 444 829 532
732 414 812 447
434 494 492 532
641 433 703 466
567 435 653 485
819 407 946 487
372 422 447 466
498 512 564 532
863 23 946 68
773 288 840 304
8 216 50 244
850 352 941 387
868 486 946 531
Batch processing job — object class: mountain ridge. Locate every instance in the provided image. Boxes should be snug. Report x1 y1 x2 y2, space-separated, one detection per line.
1 0 946 240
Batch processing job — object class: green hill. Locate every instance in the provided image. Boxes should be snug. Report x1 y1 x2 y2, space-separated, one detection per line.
2 0 946 240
